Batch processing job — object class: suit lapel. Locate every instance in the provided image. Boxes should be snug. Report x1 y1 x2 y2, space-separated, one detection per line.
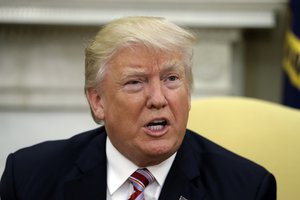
63 128 208 199
159 132 207 200
64 128 107 200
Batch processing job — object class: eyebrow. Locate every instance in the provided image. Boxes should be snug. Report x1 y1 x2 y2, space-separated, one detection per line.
121 67 147 78
161 60 185 75
120 59 185 79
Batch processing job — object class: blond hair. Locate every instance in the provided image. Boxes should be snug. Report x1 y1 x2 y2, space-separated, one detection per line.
85 16 196 91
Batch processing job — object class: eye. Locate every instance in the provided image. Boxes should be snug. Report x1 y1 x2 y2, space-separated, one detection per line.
125 80 141 85
123 79 144 92
167 75 178 81
164 74 182 89
165 74 179 83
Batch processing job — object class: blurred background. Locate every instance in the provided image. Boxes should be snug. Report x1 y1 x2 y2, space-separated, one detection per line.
0 0 296 174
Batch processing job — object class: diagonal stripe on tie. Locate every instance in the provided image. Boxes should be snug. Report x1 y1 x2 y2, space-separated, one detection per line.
128 168 155 200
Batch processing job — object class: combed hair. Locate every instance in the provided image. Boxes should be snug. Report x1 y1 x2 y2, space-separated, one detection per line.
84 16 197 92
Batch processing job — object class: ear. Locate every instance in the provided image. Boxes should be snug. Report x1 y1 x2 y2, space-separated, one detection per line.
86 88 105 120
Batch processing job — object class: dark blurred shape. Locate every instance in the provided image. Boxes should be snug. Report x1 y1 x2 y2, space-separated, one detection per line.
282 0 300 109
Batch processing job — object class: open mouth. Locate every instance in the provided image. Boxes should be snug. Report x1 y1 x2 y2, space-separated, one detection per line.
146 119 168 132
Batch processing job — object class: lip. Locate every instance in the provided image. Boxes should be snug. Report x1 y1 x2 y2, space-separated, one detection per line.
143 117 170 137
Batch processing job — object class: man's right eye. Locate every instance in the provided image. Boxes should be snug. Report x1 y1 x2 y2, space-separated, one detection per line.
126 80 141 85
123 80 144 92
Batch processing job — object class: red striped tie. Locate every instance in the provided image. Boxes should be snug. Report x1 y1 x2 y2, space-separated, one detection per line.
128 168 155 200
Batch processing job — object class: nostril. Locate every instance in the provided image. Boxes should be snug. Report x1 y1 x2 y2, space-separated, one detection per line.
146 98 168 109
146 93 168 109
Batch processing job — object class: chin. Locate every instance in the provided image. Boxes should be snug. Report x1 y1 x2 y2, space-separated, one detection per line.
135 144 177 167
146 143 177 157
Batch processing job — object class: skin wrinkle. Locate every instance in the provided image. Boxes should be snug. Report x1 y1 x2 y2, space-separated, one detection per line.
118 62 186 92
87 45 191 167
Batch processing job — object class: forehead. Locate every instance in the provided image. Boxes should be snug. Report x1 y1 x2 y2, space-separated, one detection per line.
107 45 185 71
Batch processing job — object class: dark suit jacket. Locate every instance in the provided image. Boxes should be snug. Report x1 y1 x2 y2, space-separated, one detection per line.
0 126 276 200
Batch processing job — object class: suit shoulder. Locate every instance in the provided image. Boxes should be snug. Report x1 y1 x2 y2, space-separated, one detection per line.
10 127 105 174
183 129 276 199
0 127 106 199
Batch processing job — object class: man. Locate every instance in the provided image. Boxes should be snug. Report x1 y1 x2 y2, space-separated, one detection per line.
0 16 276 199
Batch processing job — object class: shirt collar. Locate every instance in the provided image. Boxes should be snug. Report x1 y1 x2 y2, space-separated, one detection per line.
147 152 176 186
106 137 176 195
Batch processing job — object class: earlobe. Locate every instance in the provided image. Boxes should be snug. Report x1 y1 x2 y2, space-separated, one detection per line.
86 88 105 120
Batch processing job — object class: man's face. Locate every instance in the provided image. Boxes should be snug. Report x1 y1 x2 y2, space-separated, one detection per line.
89 45 191 167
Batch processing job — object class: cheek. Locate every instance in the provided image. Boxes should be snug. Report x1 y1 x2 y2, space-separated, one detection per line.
104 94 146 129
170 90 190 111
116 93 146 113
169 93 190 128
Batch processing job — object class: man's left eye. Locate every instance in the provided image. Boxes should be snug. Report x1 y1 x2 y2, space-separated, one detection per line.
167 75 178 81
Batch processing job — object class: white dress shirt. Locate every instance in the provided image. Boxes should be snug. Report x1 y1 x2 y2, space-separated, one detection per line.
106 137 176 200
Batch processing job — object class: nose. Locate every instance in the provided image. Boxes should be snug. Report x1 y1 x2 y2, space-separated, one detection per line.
146 79 168 109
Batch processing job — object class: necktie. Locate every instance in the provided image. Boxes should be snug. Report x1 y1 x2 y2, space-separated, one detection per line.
128 168 155 200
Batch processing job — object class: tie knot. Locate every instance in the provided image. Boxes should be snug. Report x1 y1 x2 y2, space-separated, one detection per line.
129 168 155 191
